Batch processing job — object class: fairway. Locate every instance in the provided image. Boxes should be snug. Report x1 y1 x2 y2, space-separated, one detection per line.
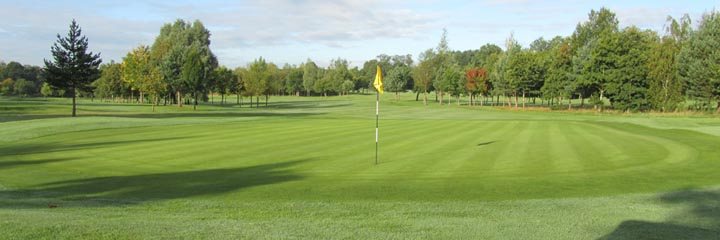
1 95 719 239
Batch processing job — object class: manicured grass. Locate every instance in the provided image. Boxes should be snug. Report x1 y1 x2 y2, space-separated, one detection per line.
0 94 719 239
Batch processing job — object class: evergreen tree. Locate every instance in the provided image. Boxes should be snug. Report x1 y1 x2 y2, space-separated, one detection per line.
43 19 102 117
678 11 720 112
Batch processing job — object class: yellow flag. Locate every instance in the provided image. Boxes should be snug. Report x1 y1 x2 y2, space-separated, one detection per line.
373 65 383 94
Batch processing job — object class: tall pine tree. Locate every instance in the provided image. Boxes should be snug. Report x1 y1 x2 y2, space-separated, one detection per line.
43 19 102 117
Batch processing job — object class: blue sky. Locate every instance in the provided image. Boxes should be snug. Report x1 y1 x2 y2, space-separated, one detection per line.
0 0 716 68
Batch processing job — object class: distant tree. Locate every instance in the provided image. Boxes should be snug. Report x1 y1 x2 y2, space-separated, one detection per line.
648 15 691 112
413 48 436 105
93 62 124 102
233 67 247 105
150 19 216 107
349 66 363 92
183 47 204 110
498 33 523 107
528 47 550 106
327 58 351 95
264 62 282 105
43 19 102 117
361 59 380 92
213 66 236 104
604 26 655 111
340 80 354 95
13 78 35 97
679 11 720 112
314 69 332 97
122 45 148 104
439 66 463 105
465 67 489 106
433 28 453 104
506 50 534 108
471 44 503 68
122 45 166 111
285 66 304 96
542 39 574 107
0 61 25 81
385 65 412 100
41 82 54 98
530 37 551 52
571 8 620 107
0 78 14 96
245 58 270 107
302 59 319 96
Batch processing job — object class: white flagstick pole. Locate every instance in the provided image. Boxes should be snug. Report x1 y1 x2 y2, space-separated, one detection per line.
375 89 379 165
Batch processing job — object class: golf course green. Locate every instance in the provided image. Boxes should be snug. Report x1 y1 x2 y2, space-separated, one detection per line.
1 94 719 239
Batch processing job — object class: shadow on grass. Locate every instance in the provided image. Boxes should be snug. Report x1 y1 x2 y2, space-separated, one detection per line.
0 160 307 208
599 188 720 240
0 158 77 169
476 141 497 146
0 98 345 123
205 99 352 109
80 111 322 119
0 137 192 161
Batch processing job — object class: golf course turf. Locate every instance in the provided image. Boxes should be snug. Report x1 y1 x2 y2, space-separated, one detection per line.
0 94 719 239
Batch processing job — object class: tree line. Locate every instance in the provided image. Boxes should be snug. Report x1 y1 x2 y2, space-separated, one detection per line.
3 8 719 114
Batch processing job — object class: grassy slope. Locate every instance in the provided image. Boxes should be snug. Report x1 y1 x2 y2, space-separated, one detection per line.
0 95 719 239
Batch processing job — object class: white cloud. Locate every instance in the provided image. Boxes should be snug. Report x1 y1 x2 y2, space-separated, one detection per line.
0 0 713 68
196 1 436 48
615 7 673 31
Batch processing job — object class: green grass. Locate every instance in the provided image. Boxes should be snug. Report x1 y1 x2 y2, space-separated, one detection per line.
0 94 719 239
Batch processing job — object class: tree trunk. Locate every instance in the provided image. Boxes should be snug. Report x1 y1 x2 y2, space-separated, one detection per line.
568 97 572 110
177 90 182 107
717 101 720 113
152 95 157 112
250 96 253 108
416 91 420 101
237 93 240 105
522 91 526 109
439 91 443 105
514 92 518 108
423 90 428 105
140 90 144 104
72 87 77 117
580 93 585 108
193 91 198 110
265 95 268 107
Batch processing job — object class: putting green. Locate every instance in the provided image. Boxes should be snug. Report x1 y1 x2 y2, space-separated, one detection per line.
1 96 720 238
2 116 716 202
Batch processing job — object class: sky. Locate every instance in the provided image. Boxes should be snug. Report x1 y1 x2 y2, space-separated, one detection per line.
0 0 716 68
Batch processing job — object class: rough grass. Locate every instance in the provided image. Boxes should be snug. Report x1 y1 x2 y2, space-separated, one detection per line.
0 94 719 239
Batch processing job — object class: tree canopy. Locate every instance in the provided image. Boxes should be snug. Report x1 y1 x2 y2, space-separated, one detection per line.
43 19 102 116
